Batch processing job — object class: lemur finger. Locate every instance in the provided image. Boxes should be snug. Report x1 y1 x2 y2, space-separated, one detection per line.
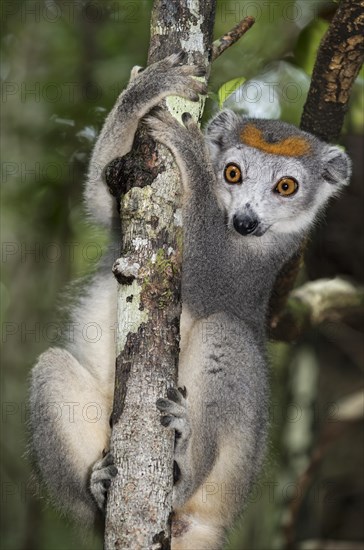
179 87 200 102
160 51 205 76
103 479 111 490
156 397 187 417
164 78 206 101
167 387 185 404
102 453 115 467
130 65 144 82
93 452 115 471
162 52 207 80
145 112 180 139
91 464 118 483
176 75 207 95
178 386 187 398
160 414 173 427
163 51 187 67
182 112 199 131
178 64 206 78
90 455 118 511
146 108 176 125
90 485 107 511
160 415 186 434
188 78 208 95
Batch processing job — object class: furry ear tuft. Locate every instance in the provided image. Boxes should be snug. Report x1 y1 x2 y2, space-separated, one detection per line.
322 145 351 187
205 109 240 150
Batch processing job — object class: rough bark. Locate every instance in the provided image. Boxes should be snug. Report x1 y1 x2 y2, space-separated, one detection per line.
104 2 215 549
269 0 364 324
301 0 364 142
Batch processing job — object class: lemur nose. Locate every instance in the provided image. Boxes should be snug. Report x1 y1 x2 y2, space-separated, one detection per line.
233 214 259 236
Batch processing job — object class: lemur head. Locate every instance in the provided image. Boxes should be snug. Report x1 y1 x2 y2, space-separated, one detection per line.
205 109 351 239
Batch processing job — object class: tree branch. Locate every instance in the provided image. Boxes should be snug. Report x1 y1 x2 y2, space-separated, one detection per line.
104 2 215 548
104 4 258 546
283 390 364 549
301 0 364 142
270 278 364 342
211 16 255 61
270 0 364 324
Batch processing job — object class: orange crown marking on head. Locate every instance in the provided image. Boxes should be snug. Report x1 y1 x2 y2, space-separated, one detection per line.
240 124 311 157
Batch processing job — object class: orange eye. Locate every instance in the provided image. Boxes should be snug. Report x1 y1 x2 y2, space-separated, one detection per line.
275 177 298 196
224 163 242 184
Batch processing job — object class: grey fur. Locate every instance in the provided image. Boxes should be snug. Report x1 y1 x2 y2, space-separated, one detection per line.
29 55 351 548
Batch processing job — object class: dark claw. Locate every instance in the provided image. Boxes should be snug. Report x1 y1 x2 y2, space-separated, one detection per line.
103 479 111 490
182 112 192 125
175 51 187 64
195 65 207 77
178 386 187 398
109 465 118 477
103 453 115 467
167 387 182 403
173 461 181 483
160 415 172 427
156 398 169 411
149 105 164 118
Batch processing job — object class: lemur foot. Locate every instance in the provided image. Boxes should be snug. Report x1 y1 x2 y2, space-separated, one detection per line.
146 109 203 153
156 387 190 443
151 52 207 101
131 52 207 106
90 452 117 512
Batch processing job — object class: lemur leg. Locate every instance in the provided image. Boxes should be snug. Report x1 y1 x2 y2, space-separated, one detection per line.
29 347 114 523
157 388 225 550
86 53 207 227
158 315 268 550
148 108 268 547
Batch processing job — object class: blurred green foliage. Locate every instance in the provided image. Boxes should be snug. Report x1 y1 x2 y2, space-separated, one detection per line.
1 1 363 549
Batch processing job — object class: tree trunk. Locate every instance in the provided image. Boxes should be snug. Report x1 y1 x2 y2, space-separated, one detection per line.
300 0 364 143
104 2 215 549
269 0 364 324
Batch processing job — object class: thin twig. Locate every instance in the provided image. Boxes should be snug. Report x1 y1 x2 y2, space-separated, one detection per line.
284 390 364 549
211 16 255 61
270 0 364 320
283 419 358 550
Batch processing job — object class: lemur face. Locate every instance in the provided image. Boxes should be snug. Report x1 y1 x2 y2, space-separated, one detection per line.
216 146 313 237
205 110 351 239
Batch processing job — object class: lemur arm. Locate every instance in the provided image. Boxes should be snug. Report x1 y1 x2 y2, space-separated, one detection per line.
85 54 206 227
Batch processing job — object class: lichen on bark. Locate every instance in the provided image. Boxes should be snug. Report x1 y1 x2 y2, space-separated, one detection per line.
104 2 216 548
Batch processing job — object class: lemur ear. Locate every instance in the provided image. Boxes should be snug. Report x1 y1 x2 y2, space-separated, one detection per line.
321 145 351 187
205 109 240 150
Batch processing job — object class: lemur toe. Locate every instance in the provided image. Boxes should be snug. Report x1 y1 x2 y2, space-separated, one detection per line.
178 386 187 398
167 386 183 403
157 387 190 439
160 414 173 427
90 452 118 512
157 387 187 413
167 51 187 66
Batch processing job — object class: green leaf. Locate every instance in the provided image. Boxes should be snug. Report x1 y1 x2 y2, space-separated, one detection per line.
218 77 246 108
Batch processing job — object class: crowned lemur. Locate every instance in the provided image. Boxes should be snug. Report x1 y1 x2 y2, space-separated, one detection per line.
29 53 351 549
